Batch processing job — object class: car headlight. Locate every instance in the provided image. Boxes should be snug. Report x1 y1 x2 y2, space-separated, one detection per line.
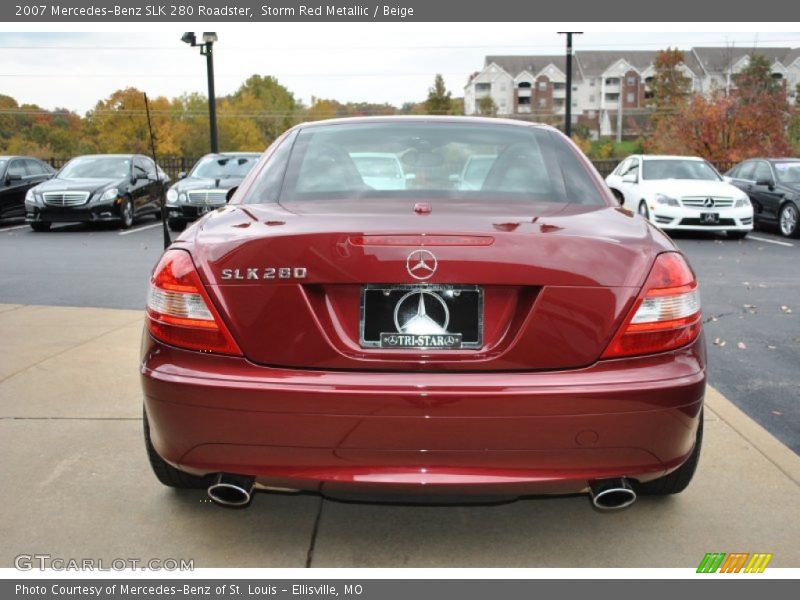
99 188 119 202
178 192 187 203
734 195 751 208
166 188 178 204
654 193 680 207
25 189 39 205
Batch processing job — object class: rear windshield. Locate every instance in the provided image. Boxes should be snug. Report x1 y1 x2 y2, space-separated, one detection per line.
242 122 606 205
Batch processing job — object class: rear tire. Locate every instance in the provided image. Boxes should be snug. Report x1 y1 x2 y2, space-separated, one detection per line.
30 222 51 232
727 230 748 240
635 410 703 496
143 408 211 489
168 218 186 232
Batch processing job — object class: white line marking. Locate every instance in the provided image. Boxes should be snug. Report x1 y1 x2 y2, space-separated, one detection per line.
1 224 30 232
749 235 794 247
118 223 162 236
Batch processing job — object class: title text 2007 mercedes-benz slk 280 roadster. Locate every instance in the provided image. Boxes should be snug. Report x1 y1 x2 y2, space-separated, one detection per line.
140 117 706 511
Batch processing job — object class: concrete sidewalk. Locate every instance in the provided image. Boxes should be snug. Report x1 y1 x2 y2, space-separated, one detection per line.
1 304 798 568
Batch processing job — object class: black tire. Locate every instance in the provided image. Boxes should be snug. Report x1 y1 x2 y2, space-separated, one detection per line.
119 197 134 229
168 218 186 232
635 410 703 496
779 202 800 238
30 222 51 232
727 230 748 240
638 200 650 220
143 408 211 489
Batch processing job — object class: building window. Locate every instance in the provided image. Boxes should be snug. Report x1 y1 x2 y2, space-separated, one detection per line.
605 77 620 86
538 80 548 91
589 94 595 103
518 96 531 105
553 82 566 90
475 83 491 94
605 93 620 102
518 81 532 89
572 86 578 91
626 92 635 103
538 98 547 108
626 76 637 86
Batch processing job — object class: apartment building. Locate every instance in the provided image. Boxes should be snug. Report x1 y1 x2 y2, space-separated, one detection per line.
464 47 800 137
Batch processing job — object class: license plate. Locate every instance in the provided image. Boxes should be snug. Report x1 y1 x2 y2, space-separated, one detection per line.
360 285 483 349
701 212 719 224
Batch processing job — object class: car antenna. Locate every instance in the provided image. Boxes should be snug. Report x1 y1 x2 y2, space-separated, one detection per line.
143 92 171 250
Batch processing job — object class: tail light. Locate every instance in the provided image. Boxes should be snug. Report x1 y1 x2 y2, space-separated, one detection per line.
146 249 242 356
602 252 701 358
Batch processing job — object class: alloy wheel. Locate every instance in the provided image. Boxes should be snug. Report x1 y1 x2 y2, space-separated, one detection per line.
780 203 798 237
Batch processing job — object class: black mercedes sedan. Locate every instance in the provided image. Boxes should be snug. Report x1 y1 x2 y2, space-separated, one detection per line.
725 158 800 238
164 152 260 231
25 154 168 231
0 156 55 222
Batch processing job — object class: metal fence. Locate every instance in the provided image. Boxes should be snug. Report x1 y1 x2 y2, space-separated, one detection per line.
41 157 738 182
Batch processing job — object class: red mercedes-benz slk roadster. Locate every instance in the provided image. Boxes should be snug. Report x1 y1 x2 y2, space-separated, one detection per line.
141 117 705 510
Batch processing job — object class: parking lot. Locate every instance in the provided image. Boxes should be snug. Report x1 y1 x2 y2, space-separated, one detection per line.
1 218 799 567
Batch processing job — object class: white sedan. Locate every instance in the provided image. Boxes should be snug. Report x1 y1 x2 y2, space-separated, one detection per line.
605 155 753 239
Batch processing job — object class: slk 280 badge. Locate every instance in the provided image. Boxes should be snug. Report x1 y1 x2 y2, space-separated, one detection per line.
220 267 308 280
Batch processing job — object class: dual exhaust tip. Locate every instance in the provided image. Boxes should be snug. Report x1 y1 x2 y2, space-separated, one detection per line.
206 473 637 511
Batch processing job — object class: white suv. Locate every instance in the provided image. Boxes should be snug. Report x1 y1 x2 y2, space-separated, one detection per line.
606 155 753 239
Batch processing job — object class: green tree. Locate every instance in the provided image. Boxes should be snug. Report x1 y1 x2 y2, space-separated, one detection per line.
477 96 497 117
646 48 693 153
228 75 299 144
425 74 452 115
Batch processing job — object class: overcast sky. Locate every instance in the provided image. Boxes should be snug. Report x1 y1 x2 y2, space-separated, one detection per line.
1 28 798 113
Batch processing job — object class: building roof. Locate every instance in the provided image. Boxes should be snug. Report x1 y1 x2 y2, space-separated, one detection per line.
576 51 659 77
691 46 793 73
485 55 570 79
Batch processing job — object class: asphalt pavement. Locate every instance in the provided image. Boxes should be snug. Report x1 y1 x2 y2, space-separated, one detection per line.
0 218 797 453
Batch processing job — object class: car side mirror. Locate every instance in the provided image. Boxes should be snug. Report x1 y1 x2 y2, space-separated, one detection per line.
6 173 22 183
178 171 187 179
225 186 238 203
755 177 774 189
621 172 638 184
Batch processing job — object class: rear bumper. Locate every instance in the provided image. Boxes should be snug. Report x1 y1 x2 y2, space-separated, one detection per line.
141 332 706 496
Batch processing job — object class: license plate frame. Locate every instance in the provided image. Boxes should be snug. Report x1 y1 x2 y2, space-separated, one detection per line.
700 212 720 224
360 284 483 350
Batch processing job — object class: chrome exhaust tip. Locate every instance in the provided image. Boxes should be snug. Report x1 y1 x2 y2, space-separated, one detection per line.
207 473 255 507
589 478 637 511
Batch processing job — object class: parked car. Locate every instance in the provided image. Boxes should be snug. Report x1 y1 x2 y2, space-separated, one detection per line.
454 154 496 190
605 155 753 239
349 152 407 190
142 117 705 511
165 152 260 231
25 154 168 231
0 156 55 222
724 158 800 238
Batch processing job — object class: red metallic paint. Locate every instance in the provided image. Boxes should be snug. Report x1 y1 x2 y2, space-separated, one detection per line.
142 117 705 497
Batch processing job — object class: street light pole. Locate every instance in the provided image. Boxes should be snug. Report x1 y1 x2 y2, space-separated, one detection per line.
558 32 582 137
181 32 219 153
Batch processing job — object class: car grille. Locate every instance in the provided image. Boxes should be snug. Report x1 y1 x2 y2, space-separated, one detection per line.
187 190 227 205
681 196 734 208
43 191 91 207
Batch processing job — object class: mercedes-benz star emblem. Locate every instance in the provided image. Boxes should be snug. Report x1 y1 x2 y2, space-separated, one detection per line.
704 197 716 208
406 249 437 280
393 291 450 335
